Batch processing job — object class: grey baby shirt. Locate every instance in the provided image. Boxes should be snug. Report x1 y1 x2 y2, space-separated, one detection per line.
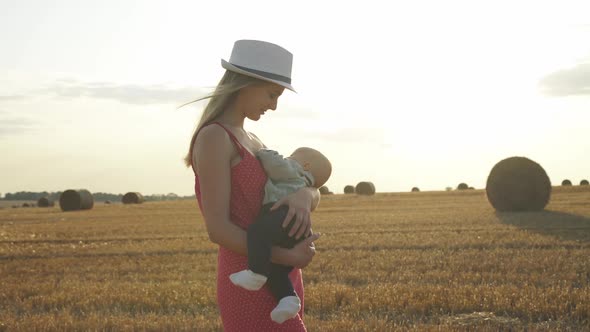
256 148 315 205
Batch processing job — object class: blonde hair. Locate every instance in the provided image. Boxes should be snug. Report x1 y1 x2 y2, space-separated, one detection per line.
181 71 264 167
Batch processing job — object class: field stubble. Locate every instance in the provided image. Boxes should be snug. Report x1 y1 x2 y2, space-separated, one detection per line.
1 187 589 331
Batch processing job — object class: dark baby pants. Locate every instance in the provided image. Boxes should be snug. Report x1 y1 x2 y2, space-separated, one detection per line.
247 203 306 301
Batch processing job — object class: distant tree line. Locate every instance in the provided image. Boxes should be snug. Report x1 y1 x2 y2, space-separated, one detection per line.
1 191 195 202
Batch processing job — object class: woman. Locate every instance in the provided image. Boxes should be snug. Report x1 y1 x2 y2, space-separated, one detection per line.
184 40 321 331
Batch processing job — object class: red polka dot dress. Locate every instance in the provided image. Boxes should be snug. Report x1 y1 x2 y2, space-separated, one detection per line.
191 122 306 331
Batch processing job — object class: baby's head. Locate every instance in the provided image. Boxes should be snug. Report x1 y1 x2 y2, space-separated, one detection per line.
289 147 332 188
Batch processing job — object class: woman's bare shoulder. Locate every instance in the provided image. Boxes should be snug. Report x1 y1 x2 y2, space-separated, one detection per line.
196 124 228 144
193 124 233 165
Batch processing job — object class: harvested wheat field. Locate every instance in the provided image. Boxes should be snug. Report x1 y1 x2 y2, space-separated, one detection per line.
1 187 589 331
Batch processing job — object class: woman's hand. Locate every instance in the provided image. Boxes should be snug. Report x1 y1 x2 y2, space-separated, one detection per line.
288 232 321 269
270 187 315 239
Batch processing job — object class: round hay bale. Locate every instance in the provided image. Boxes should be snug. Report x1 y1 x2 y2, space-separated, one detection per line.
355 181 375 195
37 197 55 208
581 179 589 186
411 187 420 192
485 156 551 212
343 185 355 194
561 179 572 186
122 192 144 204
59 189 94 212
22 203 30 207
105 200 111 204
457 183 469 190
318 186 331 195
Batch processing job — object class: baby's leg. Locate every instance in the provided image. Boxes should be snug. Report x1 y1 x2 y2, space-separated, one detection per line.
248 205 290 275
230 204 289 290
268 264 300 324
268 264 296 300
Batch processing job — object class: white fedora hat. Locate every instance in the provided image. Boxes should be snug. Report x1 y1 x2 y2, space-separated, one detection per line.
221 40 296 92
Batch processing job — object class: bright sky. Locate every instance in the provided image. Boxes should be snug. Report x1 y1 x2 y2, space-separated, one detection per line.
1 0 590 196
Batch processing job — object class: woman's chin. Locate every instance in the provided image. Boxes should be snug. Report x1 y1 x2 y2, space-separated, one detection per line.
247 114 263 121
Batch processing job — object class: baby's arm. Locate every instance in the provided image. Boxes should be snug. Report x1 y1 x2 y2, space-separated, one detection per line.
257 149 301 181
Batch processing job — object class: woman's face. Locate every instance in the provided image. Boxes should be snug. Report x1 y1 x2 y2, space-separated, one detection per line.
236 82 285 121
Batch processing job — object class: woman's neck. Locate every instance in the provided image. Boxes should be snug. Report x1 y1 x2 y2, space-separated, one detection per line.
216 105 245 129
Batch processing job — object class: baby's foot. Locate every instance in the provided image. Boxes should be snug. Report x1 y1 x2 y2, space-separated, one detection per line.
229 270 267 291
270 296 301 324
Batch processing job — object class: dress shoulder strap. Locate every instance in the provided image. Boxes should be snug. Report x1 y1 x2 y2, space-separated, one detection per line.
190 122 248 174
209 122 246 157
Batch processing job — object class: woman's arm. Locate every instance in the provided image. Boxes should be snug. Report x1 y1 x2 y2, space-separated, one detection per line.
272 232 320 269
194 125 248 254
194 126 319 267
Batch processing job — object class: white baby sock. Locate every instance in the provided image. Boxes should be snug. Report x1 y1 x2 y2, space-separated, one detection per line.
229 270 268 291
270 296 301 324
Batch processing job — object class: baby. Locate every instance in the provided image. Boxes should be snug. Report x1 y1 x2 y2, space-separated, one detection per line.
230 147 332 324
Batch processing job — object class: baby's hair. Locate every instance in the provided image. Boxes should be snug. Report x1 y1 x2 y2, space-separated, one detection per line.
291 147 332 188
